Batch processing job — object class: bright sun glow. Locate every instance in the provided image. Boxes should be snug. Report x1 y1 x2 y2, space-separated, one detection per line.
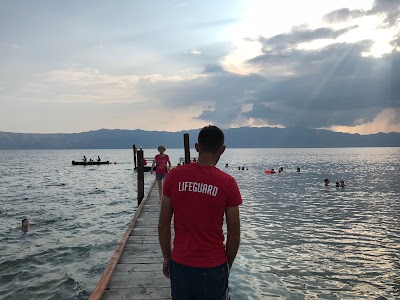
336 15 397 57
222 0 395 74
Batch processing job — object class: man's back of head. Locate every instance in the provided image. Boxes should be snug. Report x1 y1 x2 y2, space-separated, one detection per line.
198 125 224 153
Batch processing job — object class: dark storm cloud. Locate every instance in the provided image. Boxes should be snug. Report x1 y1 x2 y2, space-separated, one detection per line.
138 70 265 109
389 51 400 110
243 40 399 128
136 35 400 129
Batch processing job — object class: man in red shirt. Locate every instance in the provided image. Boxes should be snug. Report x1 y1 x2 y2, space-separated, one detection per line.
158 125 242 299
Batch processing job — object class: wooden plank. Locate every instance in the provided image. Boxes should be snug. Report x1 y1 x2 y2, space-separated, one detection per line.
118 255 164 264
108 274 170 288
91 177 176 300
102 287 170 300
123 242 162 249
113 263 162 273
89 179 157 300
126 236 160 244
98 183 174 299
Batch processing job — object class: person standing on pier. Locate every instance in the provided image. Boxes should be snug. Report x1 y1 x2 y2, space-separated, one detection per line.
158 125 242 299
151 145 171 201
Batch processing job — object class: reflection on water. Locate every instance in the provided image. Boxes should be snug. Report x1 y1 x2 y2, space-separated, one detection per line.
0 148 399 299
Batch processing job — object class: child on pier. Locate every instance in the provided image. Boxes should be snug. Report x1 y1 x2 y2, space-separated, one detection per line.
150 145 171 201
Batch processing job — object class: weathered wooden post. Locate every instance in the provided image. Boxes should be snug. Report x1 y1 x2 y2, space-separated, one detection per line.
133 144 137 169
184 133 190 164
137 149 145 206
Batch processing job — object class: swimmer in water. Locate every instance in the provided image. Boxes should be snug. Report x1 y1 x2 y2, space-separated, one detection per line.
335 181 340 187
324 179 330 186
21 218 29 232
340 180 346 187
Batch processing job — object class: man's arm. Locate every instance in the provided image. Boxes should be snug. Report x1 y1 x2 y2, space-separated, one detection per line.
158 195 173 277
225 206 240 269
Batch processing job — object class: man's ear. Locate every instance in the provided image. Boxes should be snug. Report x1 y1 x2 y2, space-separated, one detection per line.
220 145 226 155
195 143 200 153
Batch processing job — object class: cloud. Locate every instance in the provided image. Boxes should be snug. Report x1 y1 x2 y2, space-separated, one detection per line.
145 39 398 132
324 0 400 28
4 24 399 134
44 38 396 133
16 68 208 104
186 50 202 55
241 43 399 129
369 0 400 28
324 8 366 23
255 25 358 55
328 108 400 134
2 1 400 134
202 64 225 74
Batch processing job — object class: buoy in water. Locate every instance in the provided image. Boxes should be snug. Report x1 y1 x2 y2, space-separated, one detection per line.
265 169 275 174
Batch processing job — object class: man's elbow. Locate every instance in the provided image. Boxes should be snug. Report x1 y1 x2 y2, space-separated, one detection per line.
228 228 241 242
158 222 170 235
158 222 165 234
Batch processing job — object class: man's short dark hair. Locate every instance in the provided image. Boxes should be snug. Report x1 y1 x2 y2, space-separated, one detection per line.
198 125 224 152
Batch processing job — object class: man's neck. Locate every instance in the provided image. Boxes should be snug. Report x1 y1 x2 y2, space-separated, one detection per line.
197 153 219 166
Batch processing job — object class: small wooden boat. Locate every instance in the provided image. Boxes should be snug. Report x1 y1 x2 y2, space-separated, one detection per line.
72 160 110 165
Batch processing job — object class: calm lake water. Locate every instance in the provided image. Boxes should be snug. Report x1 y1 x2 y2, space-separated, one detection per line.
0 148 399 300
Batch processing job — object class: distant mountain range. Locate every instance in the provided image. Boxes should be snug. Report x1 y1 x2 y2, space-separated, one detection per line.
0 127 399 149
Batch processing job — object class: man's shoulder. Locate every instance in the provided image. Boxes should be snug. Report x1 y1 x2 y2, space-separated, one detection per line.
170 163 192 172
214 167 235 180
168 163 196 175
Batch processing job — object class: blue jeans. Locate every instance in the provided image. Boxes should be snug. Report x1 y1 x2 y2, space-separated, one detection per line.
169 259 230 300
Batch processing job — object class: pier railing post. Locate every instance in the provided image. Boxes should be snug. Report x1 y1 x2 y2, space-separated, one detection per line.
137 149 145 206
184 133 190 164
133 144 137 169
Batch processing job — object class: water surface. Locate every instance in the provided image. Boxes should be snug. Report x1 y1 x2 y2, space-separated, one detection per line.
0 148 399 299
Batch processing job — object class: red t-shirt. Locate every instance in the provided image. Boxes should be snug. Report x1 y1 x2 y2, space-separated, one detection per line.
163 163 242 268
154 154 169 174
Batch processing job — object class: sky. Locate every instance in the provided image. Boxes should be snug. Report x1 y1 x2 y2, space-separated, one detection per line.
0 0 399 134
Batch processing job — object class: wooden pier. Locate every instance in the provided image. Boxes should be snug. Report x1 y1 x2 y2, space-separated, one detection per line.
91 134 192 300
89 179 173 300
